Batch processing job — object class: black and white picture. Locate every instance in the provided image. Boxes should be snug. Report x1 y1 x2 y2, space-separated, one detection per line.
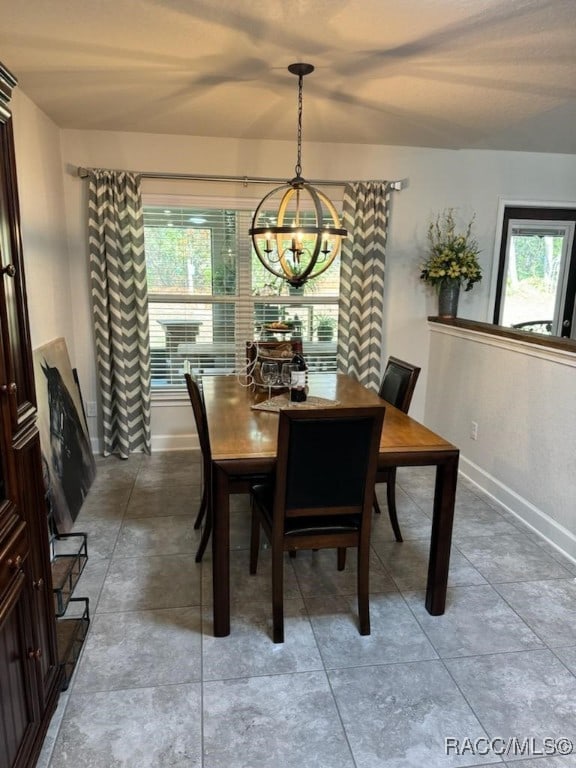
33 337 96 533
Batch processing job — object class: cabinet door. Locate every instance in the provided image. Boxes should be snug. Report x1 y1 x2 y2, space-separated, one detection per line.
0 306 58 705
0 111 37 432
0 572 37 768
12 428 60 707
0 63 62 767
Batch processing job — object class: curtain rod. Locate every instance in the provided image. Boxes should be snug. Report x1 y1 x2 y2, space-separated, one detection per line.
76 166 404 191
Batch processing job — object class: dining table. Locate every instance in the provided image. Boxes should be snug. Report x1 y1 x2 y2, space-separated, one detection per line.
202 372 460 637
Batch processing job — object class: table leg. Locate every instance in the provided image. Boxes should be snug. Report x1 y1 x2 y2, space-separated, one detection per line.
212 462 231 636
425 452 459 615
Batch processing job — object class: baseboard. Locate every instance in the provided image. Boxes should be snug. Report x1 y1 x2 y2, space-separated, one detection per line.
150 434 198 452
460 455 576 565
90 435 199 454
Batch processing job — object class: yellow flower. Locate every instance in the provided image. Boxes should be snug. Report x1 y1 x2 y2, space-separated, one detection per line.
421 208 482 292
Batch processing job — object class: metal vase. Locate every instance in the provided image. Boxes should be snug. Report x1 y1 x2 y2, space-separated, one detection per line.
438 280 460 317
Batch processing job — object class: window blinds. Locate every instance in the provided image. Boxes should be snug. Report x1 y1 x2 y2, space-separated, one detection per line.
143 201 340 391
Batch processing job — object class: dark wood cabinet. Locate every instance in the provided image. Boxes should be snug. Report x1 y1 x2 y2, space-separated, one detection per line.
0 63 61 768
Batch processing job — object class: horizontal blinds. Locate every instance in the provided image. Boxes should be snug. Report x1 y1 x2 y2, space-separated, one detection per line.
143 201 340 391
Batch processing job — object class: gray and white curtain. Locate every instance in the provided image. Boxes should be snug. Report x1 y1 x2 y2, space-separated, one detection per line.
337 181 392 390
87 169 151 457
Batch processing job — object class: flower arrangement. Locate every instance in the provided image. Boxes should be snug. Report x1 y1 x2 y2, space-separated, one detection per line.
420 209 482 292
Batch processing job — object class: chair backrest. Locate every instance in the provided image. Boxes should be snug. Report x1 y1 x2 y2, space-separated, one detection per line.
273 406 385 524
184 373 211 461
378 357 421 413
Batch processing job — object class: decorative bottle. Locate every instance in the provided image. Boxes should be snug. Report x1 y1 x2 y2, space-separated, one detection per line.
290 351 307 402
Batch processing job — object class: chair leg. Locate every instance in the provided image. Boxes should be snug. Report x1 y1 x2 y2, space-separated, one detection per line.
272 543 284 643
386 469 403 542
357 541 371 636
249 502 260 575
373 493 382 515
193 485 208 530
337 547 346 571
194 500 211 562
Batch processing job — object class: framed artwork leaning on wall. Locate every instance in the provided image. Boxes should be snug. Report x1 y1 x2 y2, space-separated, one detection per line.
33 336 96 533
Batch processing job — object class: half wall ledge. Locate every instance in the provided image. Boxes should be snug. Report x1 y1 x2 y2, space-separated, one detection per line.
428 317 576 356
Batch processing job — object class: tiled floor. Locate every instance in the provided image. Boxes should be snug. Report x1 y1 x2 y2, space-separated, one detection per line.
38 452 576 768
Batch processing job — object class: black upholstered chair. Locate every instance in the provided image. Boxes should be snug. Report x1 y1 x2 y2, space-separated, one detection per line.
249 406 385 643
185 373 266 562
374 356 421 542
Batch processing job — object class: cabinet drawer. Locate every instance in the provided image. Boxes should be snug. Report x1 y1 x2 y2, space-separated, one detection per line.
0 520 29 598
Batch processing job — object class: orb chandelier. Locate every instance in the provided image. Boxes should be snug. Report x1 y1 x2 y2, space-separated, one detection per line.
249 63 347 288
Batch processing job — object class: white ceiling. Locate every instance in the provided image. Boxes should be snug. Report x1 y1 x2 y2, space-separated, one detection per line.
1 0 575 153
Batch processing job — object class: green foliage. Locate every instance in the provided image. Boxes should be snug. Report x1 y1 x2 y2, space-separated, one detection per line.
144 227 212 293
212 260 236 295
512 235 561 283
144 214 339 300
314 314 336 330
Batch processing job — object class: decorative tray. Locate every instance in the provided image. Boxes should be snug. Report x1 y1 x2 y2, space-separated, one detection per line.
260 324 293 333
51 532 88 617
56 597 90 690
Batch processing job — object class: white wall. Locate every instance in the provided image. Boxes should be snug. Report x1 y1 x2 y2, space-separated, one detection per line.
426 322 576 560
9 89 576 450
11 90 75 352
57 129 576 436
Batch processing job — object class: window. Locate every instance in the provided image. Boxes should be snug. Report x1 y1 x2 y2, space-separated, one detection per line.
143 198 341 391
493 206 576 339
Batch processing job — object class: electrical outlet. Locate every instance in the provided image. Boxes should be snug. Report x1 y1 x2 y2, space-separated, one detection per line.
86 401 97 418
470 421 478 440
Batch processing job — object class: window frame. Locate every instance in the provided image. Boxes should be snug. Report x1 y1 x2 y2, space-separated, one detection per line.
490 199 576 340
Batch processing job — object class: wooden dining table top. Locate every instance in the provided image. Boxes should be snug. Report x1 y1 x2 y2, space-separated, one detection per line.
202 373 457 464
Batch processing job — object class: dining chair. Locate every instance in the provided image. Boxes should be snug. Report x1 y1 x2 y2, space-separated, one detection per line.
374 356 421 542
249 405 385 643
184 372 268 562
184 373 213 561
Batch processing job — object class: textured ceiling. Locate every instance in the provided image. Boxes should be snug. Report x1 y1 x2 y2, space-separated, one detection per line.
1 0 575 153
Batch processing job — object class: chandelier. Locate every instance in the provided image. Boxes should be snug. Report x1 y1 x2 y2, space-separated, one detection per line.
249 63 347 288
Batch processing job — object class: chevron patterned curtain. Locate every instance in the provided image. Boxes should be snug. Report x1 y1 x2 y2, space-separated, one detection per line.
88 170 152 457
337 182 391 391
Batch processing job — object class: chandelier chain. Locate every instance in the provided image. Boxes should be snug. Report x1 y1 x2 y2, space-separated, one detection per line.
295 73 303 179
